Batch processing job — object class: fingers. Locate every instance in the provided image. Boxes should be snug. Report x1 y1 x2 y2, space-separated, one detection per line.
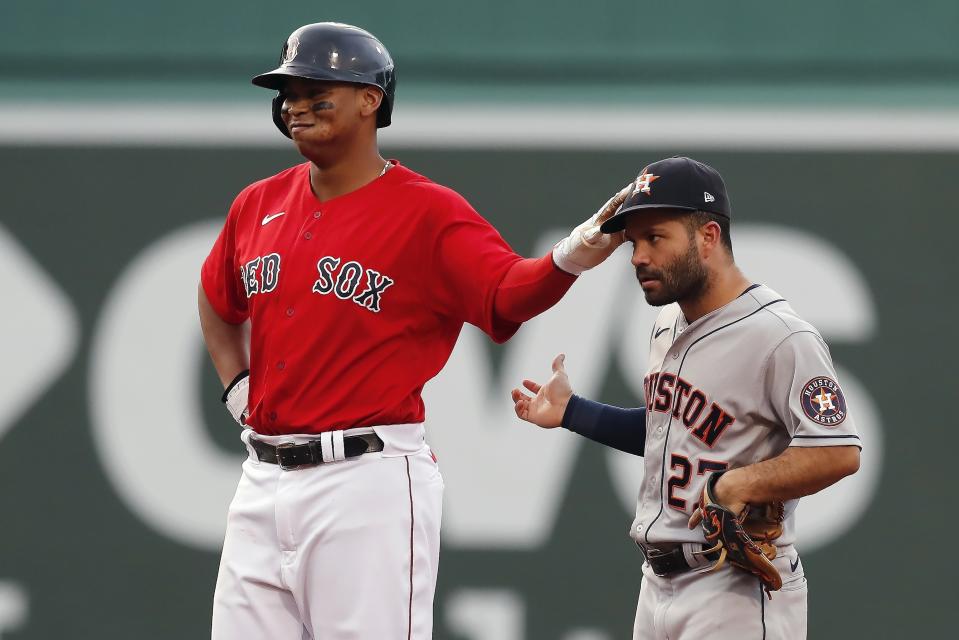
514 405 527 421
688 494 704 529
510 388 529 420
512 386 535 404
551 353 566 374
688 509 703 529
612 183 633 207
522 379 541 393
596 184 633 223
595 205 616 224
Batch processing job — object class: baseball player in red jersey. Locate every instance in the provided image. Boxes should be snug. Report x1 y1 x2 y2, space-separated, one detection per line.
198 22 629 639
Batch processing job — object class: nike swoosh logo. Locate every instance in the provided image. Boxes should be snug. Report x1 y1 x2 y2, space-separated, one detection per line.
790 556 800 572
654 327 670 338
261 212 286 226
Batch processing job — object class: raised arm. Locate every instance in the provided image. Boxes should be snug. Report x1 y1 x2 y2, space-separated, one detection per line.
493 184 631 324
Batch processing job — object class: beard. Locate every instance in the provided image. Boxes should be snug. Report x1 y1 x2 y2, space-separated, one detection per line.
635 239 709 306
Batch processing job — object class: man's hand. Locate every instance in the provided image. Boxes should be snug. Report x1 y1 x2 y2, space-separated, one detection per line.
223 370 251 427
688 468 747 528
552 184 632 275
511 354 574 428
694 470 784 594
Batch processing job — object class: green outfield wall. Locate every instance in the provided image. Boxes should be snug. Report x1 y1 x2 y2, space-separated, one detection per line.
0 143 949 638
3 1 959 104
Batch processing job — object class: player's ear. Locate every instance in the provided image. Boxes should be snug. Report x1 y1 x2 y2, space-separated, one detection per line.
699 220 722 256
357 86 384 119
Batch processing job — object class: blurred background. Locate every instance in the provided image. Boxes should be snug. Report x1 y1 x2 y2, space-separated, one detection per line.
0 1 955 638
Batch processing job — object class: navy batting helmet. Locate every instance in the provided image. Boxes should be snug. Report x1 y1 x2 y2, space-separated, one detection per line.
252 22 396 137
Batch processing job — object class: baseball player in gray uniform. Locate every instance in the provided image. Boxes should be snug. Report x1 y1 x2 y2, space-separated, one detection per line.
511 156 862 639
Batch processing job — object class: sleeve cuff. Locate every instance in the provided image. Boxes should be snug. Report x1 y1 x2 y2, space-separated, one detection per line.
551 244 586 276
200 269 248 325
221 369 250 403
790 434 862 449
562 394 603 434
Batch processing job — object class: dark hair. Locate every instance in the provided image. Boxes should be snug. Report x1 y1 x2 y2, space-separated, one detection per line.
685 210 733 256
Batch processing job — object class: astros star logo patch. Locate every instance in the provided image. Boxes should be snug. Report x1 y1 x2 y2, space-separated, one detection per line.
800 377 848 426
633 171 660 195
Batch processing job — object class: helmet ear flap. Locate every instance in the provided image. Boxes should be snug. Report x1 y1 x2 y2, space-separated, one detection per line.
375 73 395 128
375 104 391 128
272 94 291 139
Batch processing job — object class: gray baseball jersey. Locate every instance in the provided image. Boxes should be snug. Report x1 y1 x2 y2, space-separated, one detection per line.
630 284 861 548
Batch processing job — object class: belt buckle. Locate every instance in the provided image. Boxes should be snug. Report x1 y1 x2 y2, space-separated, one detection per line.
643 545 671 577
644 545 669 562
645 546 666 558
275 442 309 471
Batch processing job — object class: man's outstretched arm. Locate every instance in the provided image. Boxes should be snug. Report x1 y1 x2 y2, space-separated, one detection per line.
493 184 631 324
562 395 646 456
511 354 646 456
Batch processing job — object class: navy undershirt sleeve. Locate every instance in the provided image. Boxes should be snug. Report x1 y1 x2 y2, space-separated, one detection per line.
561 395 647 456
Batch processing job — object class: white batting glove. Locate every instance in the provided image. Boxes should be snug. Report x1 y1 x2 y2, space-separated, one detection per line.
222 370 250 427
551 184 632 275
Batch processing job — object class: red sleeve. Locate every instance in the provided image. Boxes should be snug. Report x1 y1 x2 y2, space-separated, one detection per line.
492 252 577 324
200 193 250 325
428 189 523 343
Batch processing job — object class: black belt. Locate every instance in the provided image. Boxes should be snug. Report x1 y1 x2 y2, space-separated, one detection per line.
642 543 721 577
249 433 384 470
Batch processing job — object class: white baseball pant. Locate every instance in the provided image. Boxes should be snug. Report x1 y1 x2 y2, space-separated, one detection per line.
633 545 807 639
212 423 443 639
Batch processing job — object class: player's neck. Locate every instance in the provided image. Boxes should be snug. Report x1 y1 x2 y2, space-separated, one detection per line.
678 265 751 323
307 142 387 202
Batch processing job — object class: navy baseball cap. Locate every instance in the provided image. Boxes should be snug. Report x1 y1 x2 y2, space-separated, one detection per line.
600 156 731 233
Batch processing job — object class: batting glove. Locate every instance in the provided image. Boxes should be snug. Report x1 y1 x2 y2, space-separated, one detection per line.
222 370 250 427
551 184 631 275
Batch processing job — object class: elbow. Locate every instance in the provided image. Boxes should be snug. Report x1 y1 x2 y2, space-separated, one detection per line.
835 446 861 480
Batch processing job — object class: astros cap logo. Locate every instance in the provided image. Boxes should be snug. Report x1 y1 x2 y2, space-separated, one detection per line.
632 171 660 196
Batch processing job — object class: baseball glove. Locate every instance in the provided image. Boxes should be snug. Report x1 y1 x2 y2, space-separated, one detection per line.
697 471 785 596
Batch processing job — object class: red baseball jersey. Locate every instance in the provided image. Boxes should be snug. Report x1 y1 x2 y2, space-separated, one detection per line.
202 161 523 434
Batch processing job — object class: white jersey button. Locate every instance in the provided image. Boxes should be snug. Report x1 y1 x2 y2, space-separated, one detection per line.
313 211 322 219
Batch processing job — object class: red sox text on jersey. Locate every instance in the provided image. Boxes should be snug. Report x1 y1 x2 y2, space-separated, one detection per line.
241 253 396 313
